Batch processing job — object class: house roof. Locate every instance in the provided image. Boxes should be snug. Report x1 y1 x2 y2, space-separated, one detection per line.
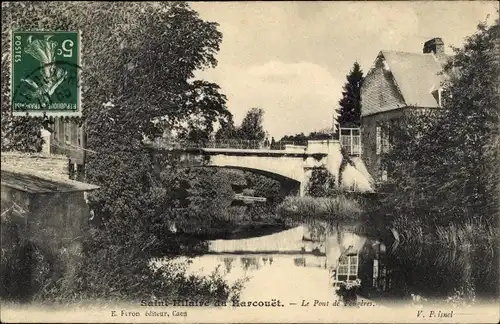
1 165 99 194
382 51 449 108
363 50 450 116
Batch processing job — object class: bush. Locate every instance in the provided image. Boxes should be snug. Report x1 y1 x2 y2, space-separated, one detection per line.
276 195 363 226
31 217 244 305
305 169 337 198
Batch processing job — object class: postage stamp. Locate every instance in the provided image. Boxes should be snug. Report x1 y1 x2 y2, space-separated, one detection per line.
11 31 81 116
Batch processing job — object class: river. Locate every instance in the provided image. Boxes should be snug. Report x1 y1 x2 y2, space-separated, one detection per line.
154 221 497 307
154 224 385 304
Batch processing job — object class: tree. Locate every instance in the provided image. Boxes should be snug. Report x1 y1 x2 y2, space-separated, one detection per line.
278 132 308 145
278 129 332 144
2 2 231 149
308 128 333 140
1 2 241 302
1 115 44 152
337 62 363 127
215 115 239 140
2 2 232 217
237 107 266 142
380 18 500 229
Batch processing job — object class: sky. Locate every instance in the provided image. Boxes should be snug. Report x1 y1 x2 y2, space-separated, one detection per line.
190 1 498 139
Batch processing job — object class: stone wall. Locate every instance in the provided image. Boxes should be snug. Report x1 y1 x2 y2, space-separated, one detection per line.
0 184 90 300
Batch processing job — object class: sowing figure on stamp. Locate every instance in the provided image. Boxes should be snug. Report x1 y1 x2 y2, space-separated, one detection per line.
21 35 68 107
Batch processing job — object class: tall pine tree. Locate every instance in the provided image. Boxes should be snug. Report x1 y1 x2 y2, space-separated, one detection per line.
337 62 364 127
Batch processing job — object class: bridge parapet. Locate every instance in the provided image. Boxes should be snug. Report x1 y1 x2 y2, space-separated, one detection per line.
148 138 310 152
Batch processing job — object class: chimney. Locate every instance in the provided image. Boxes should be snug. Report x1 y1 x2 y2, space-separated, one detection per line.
423 38 445 56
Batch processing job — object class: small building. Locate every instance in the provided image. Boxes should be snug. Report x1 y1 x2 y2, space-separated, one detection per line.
360 37 450 182
0 153 98 300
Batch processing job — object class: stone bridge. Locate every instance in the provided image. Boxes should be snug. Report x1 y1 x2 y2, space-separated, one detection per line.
147 139 374 197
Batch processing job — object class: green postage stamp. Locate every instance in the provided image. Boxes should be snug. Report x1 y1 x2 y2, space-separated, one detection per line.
11 31 81 116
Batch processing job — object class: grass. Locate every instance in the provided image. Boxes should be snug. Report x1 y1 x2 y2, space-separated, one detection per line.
276 195 363 226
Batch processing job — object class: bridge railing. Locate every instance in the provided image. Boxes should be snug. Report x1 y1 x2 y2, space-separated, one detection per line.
149 138 308 151
205 139 262 149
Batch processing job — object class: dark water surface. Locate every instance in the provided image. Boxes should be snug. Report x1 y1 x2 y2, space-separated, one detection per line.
167 220 498 306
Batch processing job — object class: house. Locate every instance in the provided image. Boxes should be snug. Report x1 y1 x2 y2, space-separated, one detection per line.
0 153 99 300
360 38 451 182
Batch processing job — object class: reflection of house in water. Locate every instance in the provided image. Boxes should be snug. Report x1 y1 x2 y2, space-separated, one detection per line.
207 225 393 295
326 230 392 293
241 257 261 271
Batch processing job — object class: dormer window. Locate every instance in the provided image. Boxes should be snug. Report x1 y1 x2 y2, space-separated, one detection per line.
438 88 443 107
432 88 450 107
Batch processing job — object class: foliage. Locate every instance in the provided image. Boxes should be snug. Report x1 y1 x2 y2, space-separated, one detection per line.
276 195 362 226
380 18 499 229
305 168 337 197
337 62 363 127
278 129 333 145
1 2 244 303
374 19 500 299
388 218 498 299
31 216 243 304
237 107 266 142
2 1 233 221
162 168 284 237
181 168 235 231
308 129 334 140
216 107 267 143
214 114 239 140
2 2 231 152
244 172 282 204
0 115 44 152
278 132 308 145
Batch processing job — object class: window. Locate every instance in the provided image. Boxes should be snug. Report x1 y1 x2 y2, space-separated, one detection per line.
376 123 391 155
64 121 70 144
77 126 82 146
376 126 381 155
373 259 379 288
58 118 64 142
335 254 359 281
340 128 361 156
381 128 390 154
381 168 388 182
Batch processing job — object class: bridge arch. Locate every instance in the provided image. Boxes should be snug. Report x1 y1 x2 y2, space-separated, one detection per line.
206 154 305 182
199 165 302 197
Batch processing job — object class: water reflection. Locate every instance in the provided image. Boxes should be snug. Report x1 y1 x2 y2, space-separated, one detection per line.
167 222 496 305
171 224 383 302
179 253 332 301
